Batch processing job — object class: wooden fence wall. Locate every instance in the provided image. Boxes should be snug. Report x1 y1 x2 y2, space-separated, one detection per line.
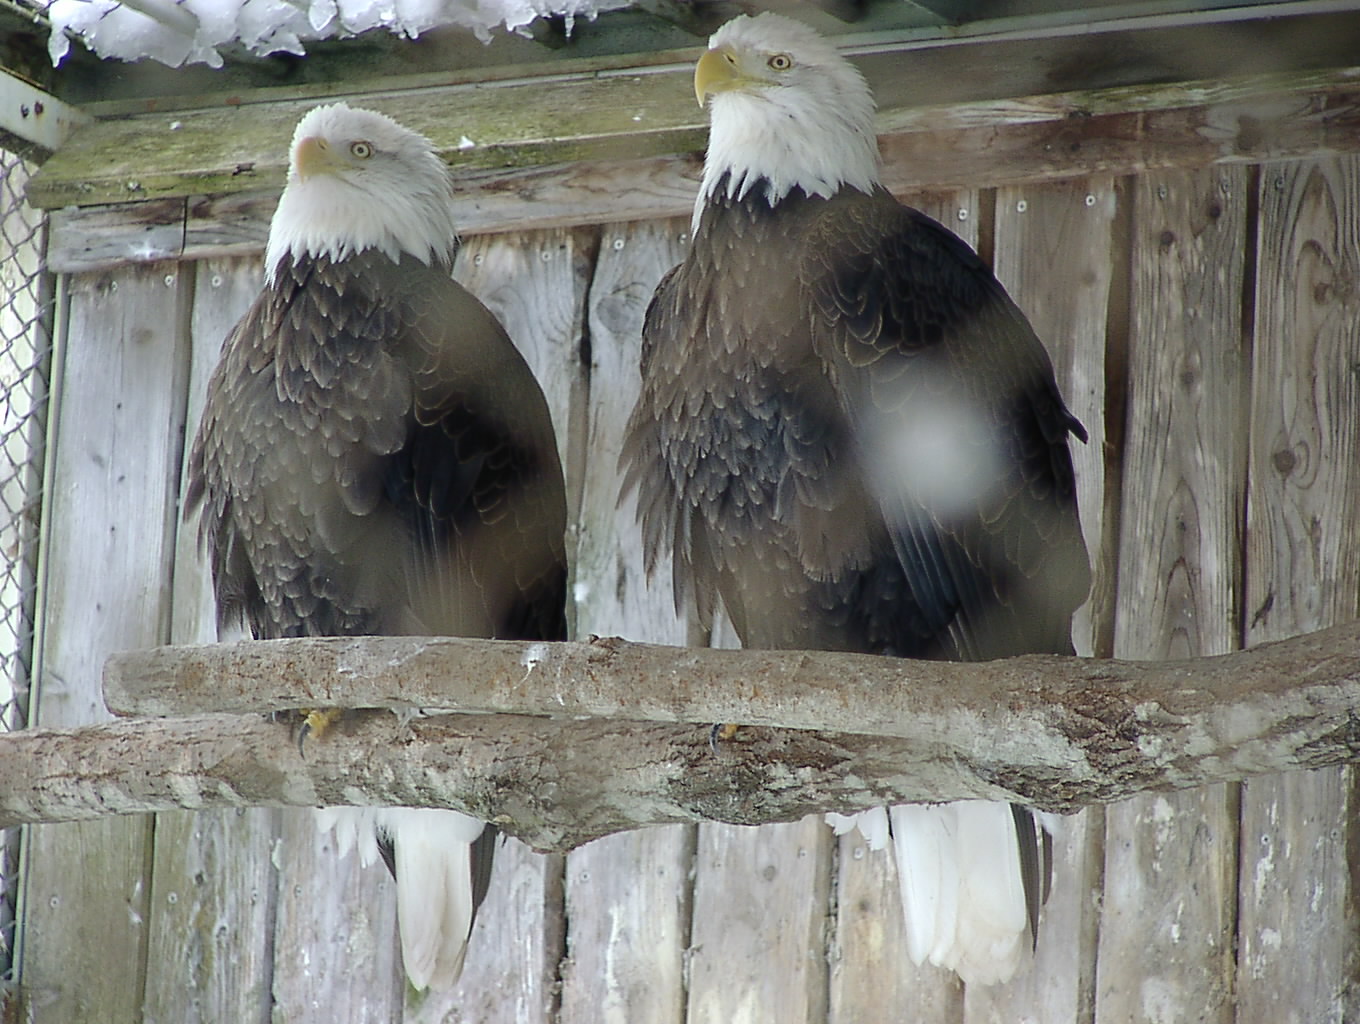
15 153 1360 1022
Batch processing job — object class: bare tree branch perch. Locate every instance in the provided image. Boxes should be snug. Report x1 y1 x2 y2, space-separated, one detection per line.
0 622 1355 849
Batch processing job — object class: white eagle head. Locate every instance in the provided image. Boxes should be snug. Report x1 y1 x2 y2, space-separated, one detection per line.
695 13 880 218
266 102 459 281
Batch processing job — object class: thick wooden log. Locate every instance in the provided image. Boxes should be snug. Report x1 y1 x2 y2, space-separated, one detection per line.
0 623 1356 845
104 622 1360 757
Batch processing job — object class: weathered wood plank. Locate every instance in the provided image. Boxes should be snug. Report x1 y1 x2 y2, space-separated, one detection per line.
559 826 693 1024
961 177 1116 1024
142 805 281 1024
1096 166 1249 1024
40 72 1360 273
992 178 1114 660
1238 155 1360 1024
44 197 187 274
143 257 280 1024
826 188 975 1024
271 809 404 1024
434 839 564 1024
27 56 1360 214
559 217 693 1024
19 264 192 1022
688 817 834 1024
572 217 691 651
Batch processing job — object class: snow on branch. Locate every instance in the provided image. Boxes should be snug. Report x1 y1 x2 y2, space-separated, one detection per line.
2 623 1359 850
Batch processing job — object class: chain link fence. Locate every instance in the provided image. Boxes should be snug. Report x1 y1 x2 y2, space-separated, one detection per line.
0 145 52 983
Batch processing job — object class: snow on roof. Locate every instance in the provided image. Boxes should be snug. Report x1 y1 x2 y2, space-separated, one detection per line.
44 0 610 68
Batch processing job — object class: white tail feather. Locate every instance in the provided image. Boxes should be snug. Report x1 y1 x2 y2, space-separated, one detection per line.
834 801 1036 985
318 807 486 990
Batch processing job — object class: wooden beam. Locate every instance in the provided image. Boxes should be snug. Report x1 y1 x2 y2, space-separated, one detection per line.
40 67 1360 272
25 0 1360 211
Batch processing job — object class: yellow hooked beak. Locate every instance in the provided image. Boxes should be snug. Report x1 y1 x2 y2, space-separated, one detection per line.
694 45 745 106
293 135 342 181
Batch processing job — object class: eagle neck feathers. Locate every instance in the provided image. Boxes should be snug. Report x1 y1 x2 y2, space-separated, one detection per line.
695 70 879 232
265 174 459 285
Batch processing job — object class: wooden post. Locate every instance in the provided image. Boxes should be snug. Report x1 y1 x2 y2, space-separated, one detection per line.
143 256 282 1024
1096 165 1249 1024
19 264 192 1023
1238 154 1360 1023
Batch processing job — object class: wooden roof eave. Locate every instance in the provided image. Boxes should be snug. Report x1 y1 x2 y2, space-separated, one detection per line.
38 60 1360 274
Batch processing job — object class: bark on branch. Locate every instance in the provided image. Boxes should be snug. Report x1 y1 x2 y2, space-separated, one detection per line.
0 622 1357 851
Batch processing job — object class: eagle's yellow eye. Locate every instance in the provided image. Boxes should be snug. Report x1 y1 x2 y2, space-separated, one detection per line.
350 141 373 159
768 53 793 71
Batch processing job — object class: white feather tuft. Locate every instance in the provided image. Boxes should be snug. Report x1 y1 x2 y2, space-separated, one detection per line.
884 801 1034 985
266 102 460 281
317 806 487 990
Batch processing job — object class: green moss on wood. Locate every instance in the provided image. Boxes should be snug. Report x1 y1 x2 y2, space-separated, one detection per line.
28 68 708 209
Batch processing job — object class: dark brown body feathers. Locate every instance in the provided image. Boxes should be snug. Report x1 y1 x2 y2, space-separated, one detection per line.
187 250 567 646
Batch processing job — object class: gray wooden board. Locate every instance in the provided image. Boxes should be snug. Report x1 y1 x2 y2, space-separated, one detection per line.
967 178 1116 1024
992 179 1114 661
20 265 192 1021
142 807 282 1024
1097 166 1249 1024
688 816 835 1024
827 189 977 1024
559 826 694 1024
144 257 280 1024
1238 155 1360 1024
558 217 694 1024
572 216 691 648
271 807 405 1023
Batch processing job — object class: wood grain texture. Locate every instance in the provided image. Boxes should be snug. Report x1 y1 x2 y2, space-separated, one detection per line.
41 72 1360 274
1097 166 1250 1024
1238 155 1360 1024
559 826 694 1024
434 839 565 1024
559 217 695 1024
992 178 1114 660
574 217 691 649
830 827 964 1024
271 808 404 1024
28 63 1360 213
687 817 834 1024
144 257 279 1024
19 264 192 1022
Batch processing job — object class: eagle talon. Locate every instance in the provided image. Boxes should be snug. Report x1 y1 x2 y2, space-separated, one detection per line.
708 722 740 753
297 707 344 755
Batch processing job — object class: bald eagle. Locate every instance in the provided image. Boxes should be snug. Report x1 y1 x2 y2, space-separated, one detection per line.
622 14 1089 984
187 103 568 990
